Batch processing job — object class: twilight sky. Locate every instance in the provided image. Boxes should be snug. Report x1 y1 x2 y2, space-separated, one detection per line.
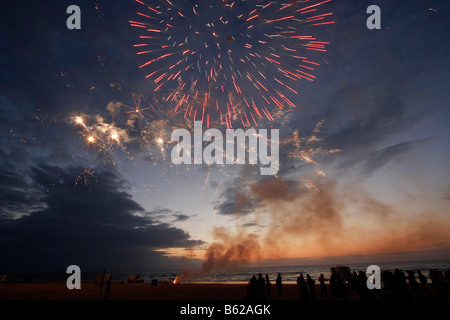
1 0 449 274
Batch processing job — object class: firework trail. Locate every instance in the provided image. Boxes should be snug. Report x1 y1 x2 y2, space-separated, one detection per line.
130 0 334 128
282 119 341 165
71 114 129 163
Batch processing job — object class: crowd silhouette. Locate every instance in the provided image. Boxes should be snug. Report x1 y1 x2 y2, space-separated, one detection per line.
245 268 450 300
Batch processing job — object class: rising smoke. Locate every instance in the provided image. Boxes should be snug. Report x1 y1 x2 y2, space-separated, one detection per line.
179 175 450 282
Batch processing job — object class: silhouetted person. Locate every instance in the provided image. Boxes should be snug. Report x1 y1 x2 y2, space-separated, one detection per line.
297 273 310 300
417 270 428 294
276 273 283 296
337 275 349 299
265 274 271 296
381 271 394 300
351 271 358 291
445 269 450 298
429 269 445 300
357 270 368 299
329 274 337 298
104 277 112 299
318 274 327 298
257 273 266 300
246 275 258 300
407 270 422 299
306 274 317 300
393 269 409 300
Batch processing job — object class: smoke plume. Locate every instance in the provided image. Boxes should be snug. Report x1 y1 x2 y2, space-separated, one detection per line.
179 175 450 282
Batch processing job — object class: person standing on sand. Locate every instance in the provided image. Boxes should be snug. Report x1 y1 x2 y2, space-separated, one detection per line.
257 273 266 300
306 274 317 300
417 270 428 293
265 274 271 296
407 270 421 299
276 273 283 296
318 274 327 299
246 275 258 300
297 273 310 300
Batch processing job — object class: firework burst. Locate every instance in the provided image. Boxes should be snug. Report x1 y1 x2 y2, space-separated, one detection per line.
71 113 131 166
130 0 334 128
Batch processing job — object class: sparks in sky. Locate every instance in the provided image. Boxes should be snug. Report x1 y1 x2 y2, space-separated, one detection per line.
111 131 119 141
130 0 334 128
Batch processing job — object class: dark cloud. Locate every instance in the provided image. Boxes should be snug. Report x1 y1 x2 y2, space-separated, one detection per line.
145 207 192 222
214 187 255 216
172 214 191 222
0 148 43 219
0 168 39 220
287 81 433 180
239 222 263 228
146 206 176 218
359 138 434 176
213 173 259 215
0 165 197 272
325 87 412 150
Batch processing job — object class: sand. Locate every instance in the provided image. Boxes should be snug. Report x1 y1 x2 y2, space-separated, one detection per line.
0 282 364 300
2 282 443 320
0 282 443 300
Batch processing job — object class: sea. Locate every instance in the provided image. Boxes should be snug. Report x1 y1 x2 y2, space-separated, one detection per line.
7 260 450 284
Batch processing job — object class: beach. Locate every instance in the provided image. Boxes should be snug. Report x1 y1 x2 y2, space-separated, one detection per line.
0 283 305 300
0 282 356 300
0 282 443 300
2 282 445 320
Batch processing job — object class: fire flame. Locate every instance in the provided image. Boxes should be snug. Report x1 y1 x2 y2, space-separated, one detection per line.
173 272 179 285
